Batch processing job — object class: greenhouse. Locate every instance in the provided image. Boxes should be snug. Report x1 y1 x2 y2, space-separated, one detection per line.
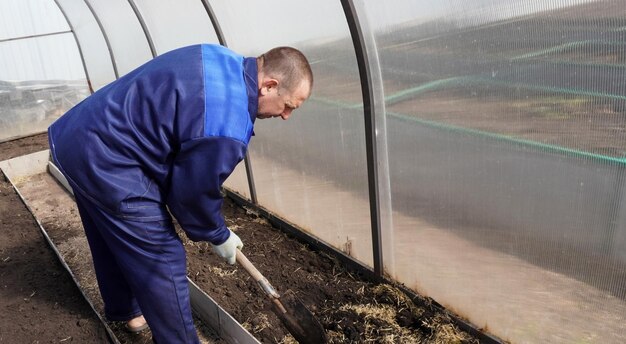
1 0 626 343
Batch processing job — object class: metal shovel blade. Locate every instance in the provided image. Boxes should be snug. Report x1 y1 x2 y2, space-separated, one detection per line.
235 250 326 343
272 290 327 344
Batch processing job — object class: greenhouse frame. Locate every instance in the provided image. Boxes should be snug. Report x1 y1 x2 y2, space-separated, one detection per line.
1 0 626 343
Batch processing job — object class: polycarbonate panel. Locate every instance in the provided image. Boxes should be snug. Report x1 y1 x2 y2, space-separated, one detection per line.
55 0 116 91
0 33 89 141
84 0 152 76
131 0 219 55
223 163 251 200
0 0 68 41
210 0 374 266
364 0 626 342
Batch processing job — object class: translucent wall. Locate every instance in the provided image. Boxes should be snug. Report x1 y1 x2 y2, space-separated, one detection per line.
131 0 219 55
83 0 152 76
0 0 88 141
3 1 626 341
211 0 374 266
0 0 67 40
56 0 116 91
362 0 626 342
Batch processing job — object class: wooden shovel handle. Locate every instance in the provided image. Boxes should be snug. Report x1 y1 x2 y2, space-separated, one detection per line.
235 249 264 282
235 249 288 313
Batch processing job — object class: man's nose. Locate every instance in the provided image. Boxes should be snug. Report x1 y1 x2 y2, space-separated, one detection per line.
281 109 292 120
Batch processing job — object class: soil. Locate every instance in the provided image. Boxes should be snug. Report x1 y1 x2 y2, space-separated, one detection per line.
184 203 479 344
1 134 481 344
14 169 222 343
0 134 49 161
0 133 110 343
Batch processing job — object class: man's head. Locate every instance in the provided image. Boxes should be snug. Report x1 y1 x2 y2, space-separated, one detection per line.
256 47 313 120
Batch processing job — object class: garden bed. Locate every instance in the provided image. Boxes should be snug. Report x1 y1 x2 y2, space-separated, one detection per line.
0 134 109 343
183 199 478 343
14 169 222 344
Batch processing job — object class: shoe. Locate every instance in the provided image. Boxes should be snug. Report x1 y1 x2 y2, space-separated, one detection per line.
125 322 149 333
125 315 149 333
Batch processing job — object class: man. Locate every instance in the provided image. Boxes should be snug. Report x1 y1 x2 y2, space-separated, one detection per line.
48 44 312 343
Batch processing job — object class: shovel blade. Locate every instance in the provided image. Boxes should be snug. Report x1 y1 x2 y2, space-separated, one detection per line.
272 290 327 344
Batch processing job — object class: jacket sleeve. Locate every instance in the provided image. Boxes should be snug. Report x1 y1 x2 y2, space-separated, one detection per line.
166 136 246 244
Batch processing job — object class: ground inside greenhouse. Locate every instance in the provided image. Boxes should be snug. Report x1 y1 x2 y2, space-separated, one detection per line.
182 200 476 343
0 134 479 343
0 134 110 343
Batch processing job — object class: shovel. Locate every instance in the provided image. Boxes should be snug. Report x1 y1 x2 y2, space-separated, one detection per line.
236 250 327 344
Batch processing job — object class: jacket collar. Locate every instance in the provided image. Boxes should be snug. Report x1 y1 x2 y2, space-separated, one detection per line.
243 57 258 130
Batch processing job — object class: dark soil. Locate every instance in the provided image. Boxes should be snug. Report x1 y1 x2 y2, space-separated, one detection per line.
0 133 110 343
0 133 49 161
16 167 222 343
183 202 478 343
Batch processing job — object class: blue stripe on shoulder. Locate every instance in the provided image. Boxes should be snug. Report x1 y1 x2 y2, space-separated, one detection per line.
201 44 253 145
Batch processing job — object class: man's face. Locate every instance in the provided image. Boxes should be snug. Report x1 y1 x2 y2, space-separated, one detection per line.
257 80 310 120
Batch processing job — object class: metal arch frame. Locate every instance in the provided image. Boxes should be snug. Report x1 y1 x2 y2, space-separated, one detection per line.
338 2 502 342
82 0 119 79
49 4 93 94
46 2 503 341
127 0 157 58
200 0 383 274
67 0 260 204
0 6 91 142
200 0 226 47
340 0 384 278
200 0 259 205
197 0 383 277
0 30 71 44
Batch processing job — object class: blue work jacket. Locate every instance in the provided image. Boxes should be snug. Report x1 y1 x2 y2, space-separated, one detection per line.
49 44 258 245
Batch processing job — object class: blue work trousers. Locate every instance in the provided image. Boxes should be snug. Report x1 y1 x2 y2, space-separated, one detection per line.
73 191 200 344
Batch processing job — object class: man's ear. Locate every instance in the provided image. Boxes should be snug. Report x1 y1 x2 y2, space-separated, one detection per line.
260 78 279 95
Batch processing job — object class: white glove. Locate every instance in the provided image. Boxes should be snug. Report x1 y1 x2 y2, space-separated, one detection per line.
211 230 243 265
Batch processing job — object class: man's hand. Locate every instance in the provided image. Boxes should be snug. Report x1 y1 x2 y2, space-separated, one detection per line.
211 230 243 264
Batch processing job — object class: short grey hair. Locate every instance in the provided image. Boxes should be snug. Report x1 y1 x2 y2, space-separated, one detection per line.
258 47 313 95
